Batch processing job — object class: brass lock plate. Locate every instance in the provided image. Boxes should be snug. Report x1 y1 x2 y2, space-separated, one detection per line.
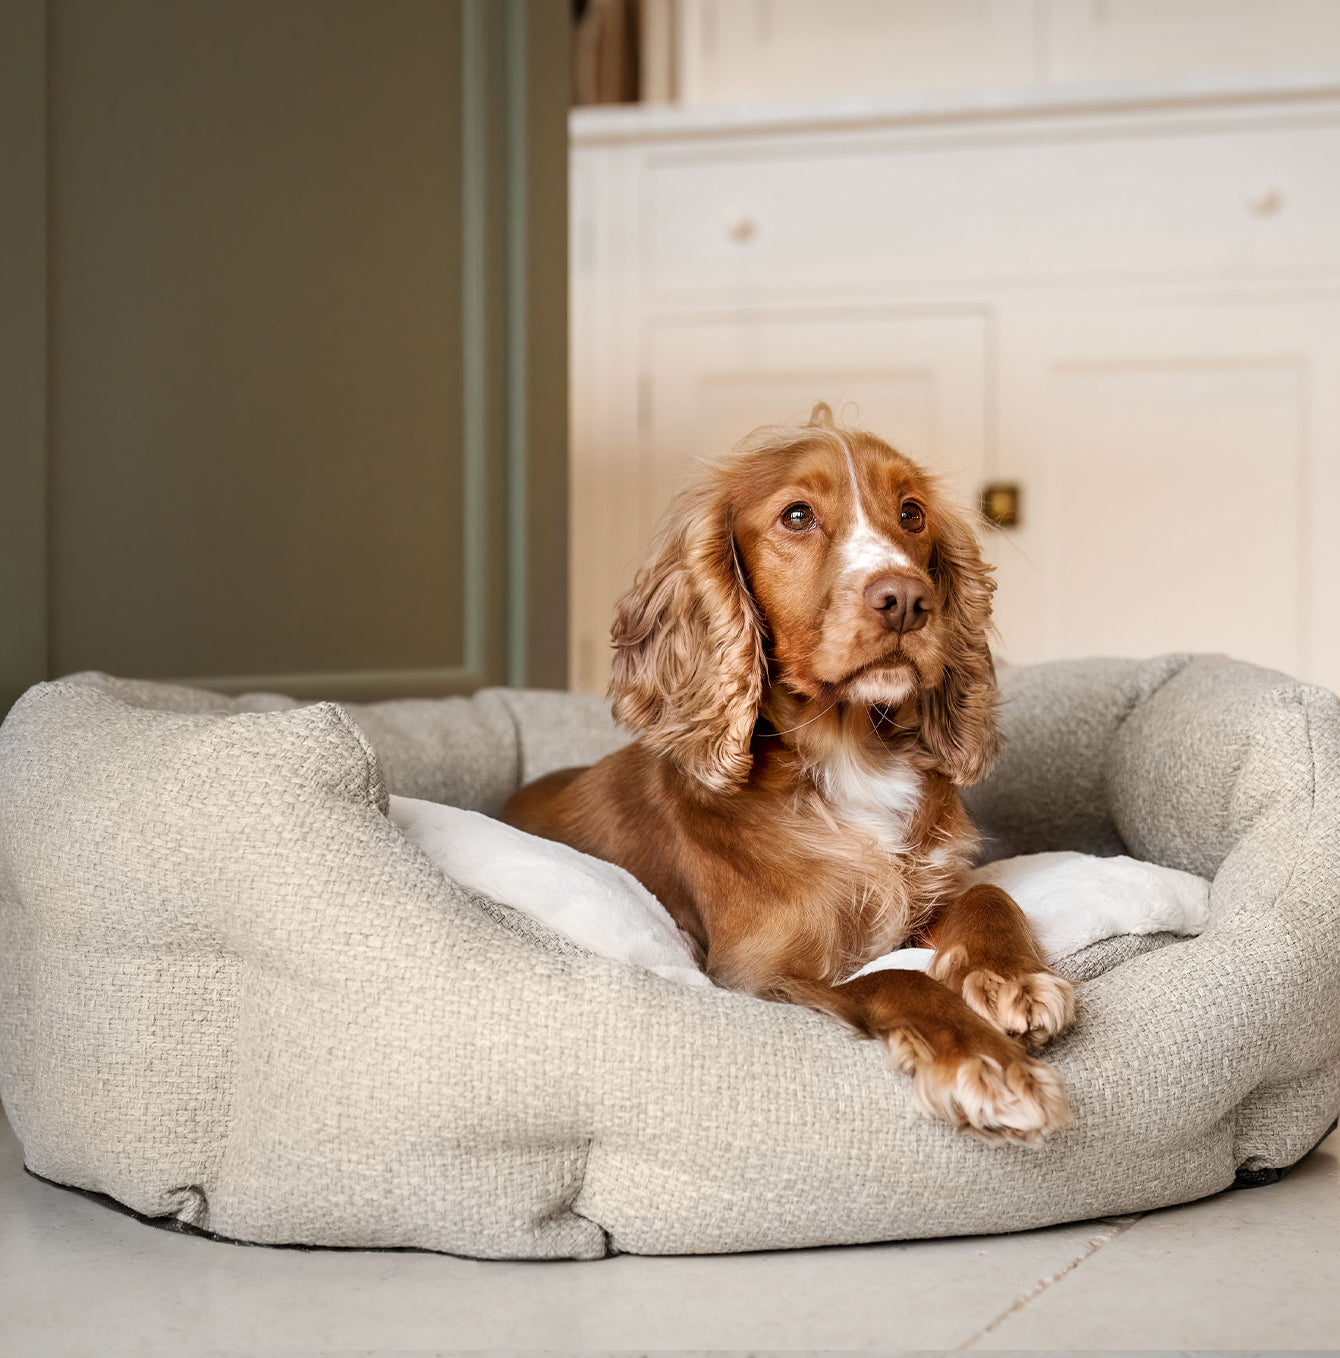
979 482 1021 529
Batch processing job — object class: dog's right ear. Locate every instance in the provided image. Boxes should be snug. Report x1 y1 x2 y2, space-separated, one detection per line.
916 490 1001 785
609 481 766 793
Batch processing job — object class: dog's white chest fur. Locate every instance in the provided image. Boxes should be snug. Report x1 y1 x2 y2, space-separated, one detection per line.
815 748 924 852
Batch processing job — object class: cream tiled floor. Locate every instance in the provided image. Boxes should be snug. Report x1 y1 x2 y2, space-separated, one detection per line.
1 1105 1336 1352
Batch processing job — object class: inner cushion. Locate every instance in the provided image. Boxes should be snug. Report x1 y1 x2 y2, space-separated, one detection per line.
388 792 1210 985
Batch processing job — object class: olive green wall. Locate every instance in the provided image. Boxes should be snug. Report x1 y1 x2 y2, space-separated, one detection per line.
0 0 568 714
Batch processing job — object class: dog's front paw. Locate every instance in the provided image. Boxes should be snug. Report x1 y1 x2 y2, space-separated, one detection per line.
930 946 1076 1052
957 967 1076 1052
884 1014 1072 1146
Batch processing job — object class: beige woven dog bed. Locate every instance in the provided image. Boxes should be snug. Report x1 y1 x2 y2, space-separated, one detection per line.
0 655 1336 1258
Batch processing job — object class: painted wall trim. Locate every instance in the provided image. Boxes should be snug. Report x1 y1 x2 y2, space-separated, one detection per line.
506 0 570 689
0 0 49 715
171 667 491 702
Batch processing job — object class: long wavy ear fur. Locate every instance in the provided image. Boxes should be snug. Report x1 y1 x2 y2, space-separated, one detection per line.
918 495 1002 785
609 478 766 792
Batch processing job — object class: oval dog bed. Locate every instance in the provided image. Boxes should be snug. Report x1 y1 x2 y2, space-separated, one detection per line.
0 654 1337 1259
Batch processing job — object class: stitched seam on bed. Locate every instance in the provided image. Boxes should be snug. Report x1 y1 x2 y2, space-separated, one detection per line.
1109 652 1194 744
485 687 528 791
1231 687 1326 1164
564 1135 614 1257
1271 687 1318 911
1102 652 1195 853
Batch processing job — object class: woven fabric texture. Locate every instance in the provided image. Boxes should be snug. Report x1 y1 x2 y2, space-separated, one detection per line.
0 656 1337 1258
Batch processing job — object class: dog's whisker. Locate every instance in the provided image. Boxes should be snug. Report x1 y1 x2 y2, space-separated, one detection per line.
762 699 841 737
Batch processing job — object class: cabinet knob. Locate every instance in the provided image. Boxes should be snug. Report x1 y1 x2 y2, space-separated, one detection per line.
723 211 758 244
1244 185 1284 217
980 482 1021 529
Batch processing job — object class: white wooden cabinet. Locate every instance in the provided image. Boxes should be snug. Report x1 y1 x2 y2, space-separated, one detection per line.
570 76 1340 694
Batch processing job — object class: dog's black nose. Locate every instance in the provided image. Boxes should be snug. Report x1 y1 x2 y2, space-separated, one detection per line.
864 574 932 633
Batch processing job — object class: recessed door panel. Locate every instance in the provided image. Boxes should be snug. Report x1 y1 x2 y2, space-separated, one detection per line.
643 312 990 541
564 311 991 694
996 298 1340 689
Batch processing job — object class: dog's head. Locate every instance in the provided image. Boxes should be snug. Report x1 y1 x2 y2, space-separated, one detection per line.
609 403 1000 791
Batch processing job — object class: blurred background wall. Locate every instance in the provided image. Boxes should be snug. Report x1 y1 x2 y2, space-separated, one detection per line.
569 0 1340 696
0 0 569 715
4 1 1337 716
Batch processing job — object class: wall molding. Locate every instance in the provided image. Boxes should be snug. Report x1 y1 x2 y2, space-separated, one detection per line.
0 0 48 715
175 666 490 702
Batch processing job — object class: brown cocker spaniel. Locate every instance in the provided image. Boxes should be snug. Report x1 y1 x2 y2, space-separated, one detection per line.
504 404 1074 1144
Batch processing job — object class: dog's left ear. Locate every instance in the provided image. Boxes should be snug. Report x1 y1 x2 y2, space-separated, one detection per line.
917 498 1002 785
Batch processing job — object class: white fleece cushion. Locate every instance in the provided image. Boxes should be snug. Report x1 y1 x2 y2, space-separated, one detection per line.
390 796 1210 987
971 850 1211 959
388 795 709 987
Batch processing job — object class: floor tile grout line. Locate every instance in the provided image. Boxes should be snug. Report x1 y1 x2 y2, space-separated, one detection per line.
954 1214 1145 1350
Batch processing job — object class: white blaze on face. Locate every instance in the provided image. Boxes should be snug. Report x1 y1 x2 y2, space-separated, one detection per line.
839 440 913 581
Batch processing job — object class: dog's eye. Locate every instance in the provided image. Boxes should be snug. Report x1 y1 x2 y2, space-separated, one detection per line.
781 503 817 532
900 501 926 532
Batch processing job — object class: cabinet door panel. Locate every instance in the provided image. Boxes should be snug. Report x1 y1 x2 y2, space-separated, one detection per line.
642 312 989 537
569 311 989 693
995 299 1340 690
